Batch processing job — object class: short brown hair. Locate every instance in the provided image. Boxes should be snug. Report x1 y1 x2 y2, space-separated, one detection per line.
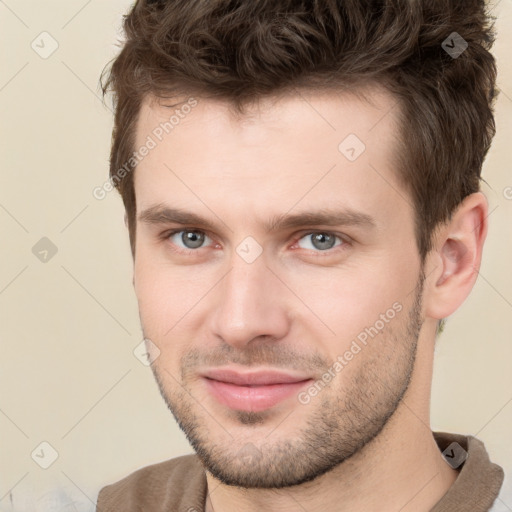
101 0 497 259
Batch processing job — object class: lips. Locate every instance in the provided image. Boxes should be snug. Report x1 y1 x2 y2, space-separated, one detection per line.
201 368 312 413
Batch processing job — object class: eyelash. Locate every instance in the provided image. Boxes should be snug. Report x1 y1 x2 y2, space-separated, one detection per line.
162 229 351 257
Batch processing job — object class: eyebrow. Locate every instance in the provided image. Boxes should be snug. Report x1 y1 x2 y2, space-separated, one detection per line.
138 204 376 233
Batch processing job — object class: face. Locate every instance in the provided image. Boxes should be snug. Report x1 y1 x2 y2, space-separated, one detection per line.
132 89 425 488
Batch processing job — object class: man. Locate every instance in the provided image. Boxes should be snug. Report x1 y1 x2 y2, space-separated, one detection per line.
96 0 504 510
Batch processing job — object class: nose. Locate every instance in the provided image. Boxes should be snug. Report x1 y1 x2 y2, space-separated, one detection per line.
209 253 290 349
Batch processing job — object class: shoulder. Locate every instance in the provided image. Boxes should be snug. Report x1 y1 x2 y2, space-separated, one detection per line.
96 454 207 512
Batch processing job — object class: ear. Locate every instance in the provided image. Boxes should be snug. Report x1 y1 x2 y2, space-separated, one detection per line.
424 192 488 320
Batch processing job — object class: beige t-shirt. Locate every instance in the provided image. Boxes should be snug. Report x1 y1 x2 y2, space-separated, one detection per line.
96 432 504 512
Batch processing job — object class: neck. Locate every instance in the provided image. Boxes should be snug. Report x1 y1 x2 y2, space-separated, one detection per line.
205 415 457 512
204 330 458 512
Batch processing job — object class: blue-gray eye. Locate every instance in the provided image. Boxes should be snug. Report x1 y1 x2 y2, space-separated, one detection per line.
297 232 342 251
169 230 211 249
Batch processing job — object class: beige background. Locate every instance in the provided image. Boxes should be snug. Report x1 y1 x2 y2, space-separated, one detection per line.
1 1 511 510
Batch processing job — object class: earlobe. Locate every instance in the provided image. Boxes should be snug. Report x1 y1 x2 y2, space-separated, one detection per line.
425 192 488 319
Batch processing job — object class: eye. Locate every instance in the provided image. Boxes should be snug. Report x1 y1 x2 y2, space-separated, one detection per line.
167 229 213 251
296 232 344 252
163 229 348 257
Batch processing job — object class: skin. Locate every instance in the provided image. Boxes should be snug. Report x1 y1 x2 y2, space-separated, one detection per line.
131 87 488 512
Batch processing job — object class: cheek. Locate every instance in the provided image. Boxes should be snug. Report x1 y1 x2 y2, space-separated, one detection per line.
134 260 182 336
134 255 214 344
134 271 188 375
285 261 413 346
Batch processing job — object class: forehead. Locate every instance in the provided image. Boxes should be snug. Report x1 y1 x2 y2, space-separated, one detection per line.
132 87 411 234
135 87 400 155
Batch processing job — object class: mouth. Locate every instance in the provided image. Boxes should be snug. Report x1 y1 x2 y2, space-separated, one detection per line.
201 367 313 413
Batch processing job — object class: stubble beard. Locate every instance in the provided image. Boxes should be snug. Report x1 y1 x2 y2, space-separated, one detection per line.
148 276 424 489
